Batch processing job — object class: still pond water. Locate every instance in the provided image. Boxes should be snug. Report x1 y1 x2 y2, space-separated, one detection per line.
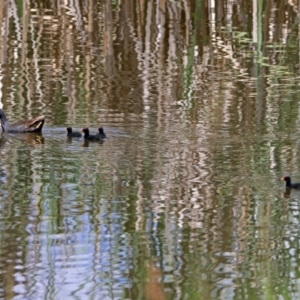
1 0 300 299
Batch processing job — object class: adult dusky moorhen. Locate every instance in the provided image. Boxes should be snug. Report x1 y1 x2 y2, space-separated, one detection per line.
0 109 45 133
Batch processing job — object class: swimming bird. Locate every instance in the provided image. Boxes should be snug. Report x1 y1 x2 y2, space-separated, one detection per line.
81 128 102 141
96 127 107 139
281 176 300 189
0 109 45 132
66 127 82 137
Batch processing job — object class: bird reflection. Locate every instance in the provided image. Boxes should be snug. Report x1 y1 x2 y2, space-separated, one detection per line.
81 139 104 147
282 188 291 198
82 139 90 147
66 136 74 144
0 132 8 147
23 132 44 145
0 131 44 146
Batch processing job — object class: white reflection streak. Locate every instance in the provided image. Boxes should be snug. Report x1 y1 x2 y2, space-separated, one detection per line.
253 0 257 43
30 155 42 217
135 178 144 231
167 2 177 59
155 1 166 128
182 0 191 40
281 24 288 44
0 3 11 110
72 0 83 30
215 37 248 78
142 2 153 114
63 0 83 31
208 0 216 43
178 207 187 228
30 17 44 109
269 144 276 170
226 0 233 30
223 85 232 124
10 0 22 48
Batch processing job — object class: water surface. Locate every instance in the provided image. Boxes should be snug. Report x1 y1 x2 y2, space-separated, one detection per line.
0 1 300 299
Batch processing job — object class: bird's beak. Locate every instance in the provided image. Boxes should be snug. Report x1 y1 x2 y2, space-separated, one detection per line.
281 177 285 181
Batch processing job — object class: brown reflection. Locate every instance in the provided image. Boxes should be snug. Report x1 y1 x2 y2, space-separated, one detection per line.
282 188 291 198
145 263 166 300
23 132 44 145
80 139 104 147
0 132 44 147
0 132 8 147
81 140 90 147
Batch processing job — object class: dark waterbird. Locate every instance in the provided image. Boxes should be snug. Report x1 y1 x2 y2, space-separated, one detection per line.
66 127 82 137
96 127 107 139
81 128 103 141
281 176 300 189
0 109 45 132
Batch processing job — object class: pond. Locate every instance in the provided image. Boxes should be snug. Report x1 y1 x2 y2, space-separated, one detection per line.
0 1 300 299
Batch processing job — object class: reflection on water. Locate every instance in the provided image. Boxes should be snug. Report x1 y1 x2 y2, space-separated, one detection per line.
282 188 291 198
0 133 7 148
0 132 45 151
0 0 300 299
1 132 45 146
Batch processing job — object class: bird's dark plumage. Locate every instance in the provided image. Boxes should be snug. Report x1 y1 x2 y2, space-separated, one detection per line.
96 127 107 139
66 127 82 137
281 176 300 189
81 128 102 141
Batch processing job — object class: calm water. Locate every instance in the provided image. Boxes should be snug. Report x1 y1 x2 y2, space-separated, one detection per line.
1 0 300 299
